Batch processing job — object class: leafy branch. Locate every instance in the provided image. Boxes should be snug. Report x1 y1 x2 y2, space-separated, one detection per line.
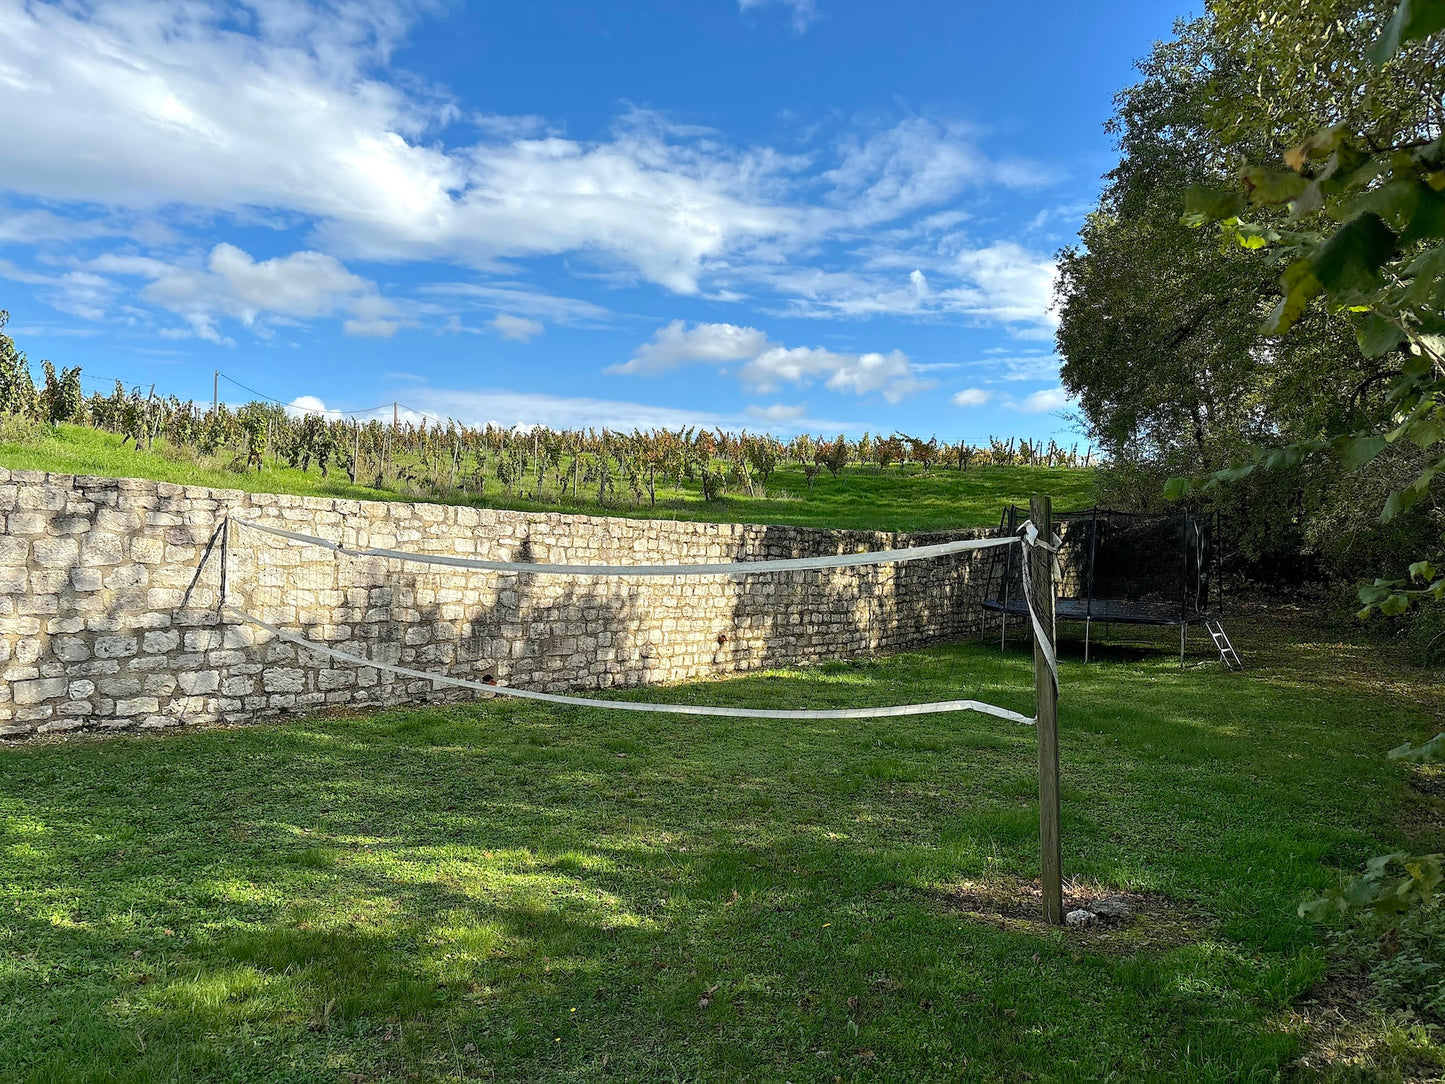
1174 0 1445 618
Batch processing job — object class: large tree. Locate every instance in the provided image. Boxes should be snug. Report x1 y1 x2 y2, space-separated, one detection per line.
1057 0 1443 584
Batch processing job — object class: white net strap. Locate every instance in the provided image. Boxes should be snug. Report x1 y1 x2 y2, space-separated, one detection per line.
229 517 1017 576
222 605 1036 725
1018 521 1062 695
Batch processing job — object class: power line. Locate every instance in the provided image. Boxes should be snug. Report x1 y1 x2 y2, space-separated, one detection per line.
394 400 448 424
216 372 395 418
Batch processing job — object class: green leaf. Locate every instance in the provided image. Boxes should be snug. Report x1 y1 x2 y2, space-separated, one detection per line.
1349 178 1421 229
1311 213 1398 296
1372 0 1445 65
1405 0 1445 40
1285 126 1344 171
1355 313 1407 357
1405 414 1445 448
1263 259 1323 335
1342 434 1388 468
1162 476 1194 500
1389 732 1445 762
1240 166 1307 206
1371 0 1413 65
1401 184 1445 243
1183 184 1245 223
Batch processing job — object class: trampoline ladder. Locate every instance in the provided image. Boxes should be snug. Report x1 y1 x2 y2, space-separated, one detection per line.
1205 619 1242 670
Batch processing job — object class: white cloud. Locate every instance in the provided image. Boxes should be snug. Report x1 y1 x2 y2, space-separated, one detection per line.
739 0 819 32
615 321 934 403
395 387 855 433
951 388 990 407
983 353 1061 382
743 346 930 403
818 119 1031 228
490 314 543 341
611 320 771 375
0 3 1052 313
746 402 807 423
286 395 330 418
759 241 1058 334
90 243 398 342
420 282 611 324
951 242 1058 326
1012 386 1070 413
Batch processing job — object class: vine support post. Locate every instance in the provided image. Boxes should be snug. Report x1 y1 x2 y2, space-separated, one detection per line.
1031 493 1063 925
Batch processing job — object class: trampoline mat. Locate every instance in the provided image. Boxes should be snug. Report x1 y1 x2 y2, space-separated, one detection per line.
982 597 1220 626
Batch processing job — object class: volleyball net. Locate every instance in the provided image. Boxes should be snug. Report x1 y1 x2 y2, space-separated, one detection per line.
220 516 1059 725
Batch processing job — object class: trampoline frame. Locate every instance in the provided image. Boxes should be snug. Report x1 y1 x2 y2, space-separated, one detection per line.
982 506 1223 666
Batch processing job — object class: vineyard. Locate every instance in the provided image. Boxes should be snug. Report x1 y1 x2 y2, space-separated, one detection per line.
0 316 1095 528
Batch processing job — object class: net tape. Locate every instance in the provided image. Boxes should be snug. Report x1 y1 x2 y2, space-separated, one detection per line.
223 516 1060 721
223 606 1036 725
231 518 1016 576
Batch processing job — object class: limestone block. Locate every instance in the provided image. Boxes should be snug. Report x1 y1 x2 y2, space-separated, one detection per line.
29 569 70 594
104 566 148 590
177 671 220 695
263 668 305 693
94 635 138 659
14 676 68 705
35 716 89 735
52 637 91 663
222 626 259 649
8 512 49 535
147 588 185 610
143 674 178 697
114 697 161 716
31 538 80 568
16 594 59 616
65 567 103 593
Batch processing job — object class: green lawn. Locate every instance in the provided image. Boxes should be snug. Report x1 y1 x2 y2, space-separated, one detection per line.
3 622 1442 1081
0 423 1095 532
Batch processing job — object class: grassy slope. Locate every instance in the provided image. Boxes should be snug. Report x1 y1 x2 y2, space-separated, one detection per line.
0 424 1095 532
2 624 1442 1082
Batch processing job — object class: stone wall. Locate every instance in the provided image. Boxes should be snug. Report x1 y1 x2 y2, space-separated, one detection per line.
0 470 1000 739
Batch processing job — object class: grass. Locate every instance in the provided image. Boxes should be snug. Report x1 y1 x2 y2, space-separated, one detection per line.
3 620 1443 1081
0 423 1096 532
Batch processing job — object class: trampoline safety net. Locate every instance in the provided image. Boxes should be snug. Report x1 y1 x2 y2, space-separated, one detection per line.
982 506 1221 626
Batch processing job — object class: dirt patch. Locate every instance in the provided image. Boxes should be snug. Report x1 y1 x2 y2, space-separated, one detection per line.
933 877 1212 952
1284 965 1445 1083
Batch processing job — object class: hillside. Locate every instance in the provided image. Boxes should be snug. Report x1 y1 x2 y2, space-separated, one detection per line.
0 423 1095 533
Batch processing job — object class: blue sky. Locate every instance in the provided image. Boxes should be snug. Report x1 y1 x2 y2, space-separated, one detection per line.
0 0 1193 442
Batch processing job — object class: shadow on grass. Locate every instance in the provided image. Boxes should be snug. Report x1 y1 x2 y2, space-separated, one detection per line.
2 635 1440 1081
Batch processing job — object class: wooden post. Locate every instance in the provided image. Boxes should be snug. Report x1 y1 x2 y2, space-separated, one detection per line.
1030 493 1063 924
213 370 219 416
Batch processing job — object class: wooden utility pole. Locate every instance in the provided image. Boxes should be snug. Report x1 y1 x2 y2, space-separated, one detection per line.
213 370 219 416
1030 493 1063 924
393 402 399 430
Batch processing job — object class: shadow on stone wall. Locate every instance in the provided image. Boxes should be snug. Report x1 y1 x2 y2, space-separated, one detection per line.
716 524 995 680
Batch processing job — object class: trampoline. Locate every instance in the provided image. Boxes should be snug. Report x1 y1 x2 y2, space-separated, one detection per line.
982 506 1239 668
